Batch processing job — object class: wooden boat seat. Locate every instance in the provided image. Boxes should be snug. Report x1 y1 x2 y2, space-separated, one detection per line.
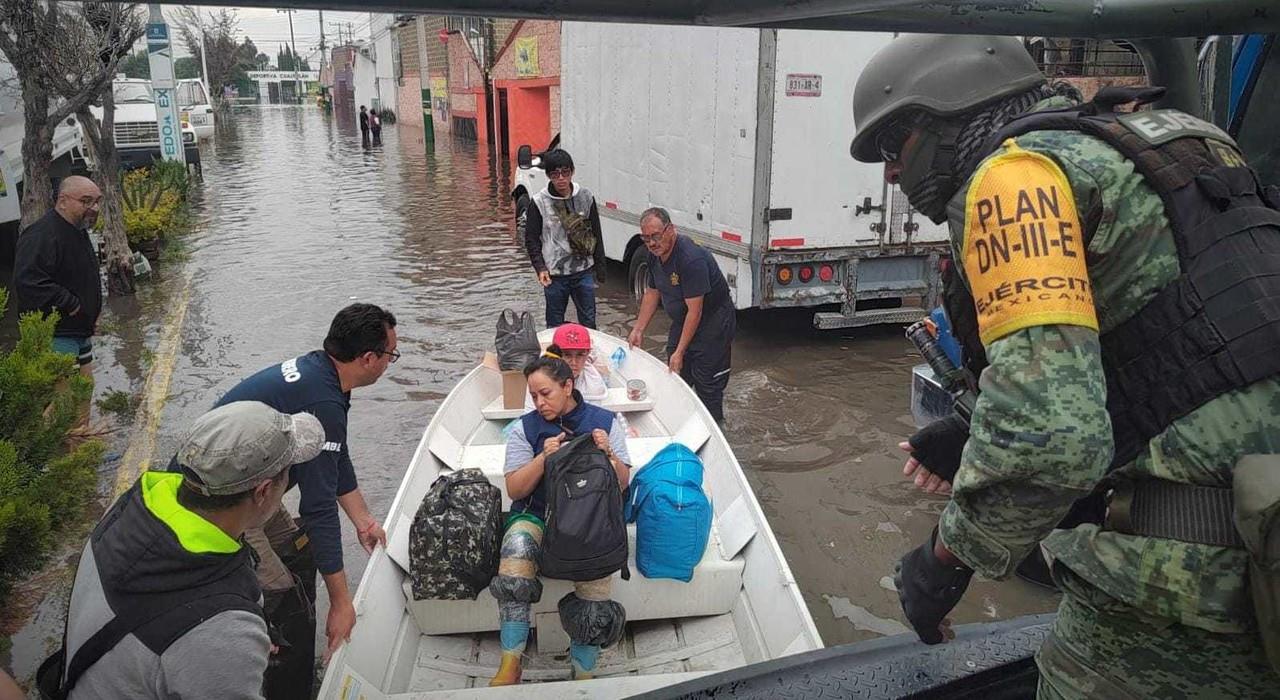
401 521 745 636
480 386 655 421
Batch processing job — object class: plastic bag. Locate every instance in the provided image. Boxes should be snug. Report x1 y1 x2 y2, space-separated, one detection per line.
495 309 541 371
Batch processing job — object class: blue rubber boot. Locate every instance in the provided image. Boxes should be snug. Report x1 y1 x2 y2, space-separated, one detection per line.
489 621 529 686
569 642 601 680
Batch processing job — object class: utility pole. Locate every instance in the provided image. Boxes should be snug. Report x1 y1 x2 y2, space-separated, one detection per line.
277 8 301 101
318 9 327 76
198 18 210 95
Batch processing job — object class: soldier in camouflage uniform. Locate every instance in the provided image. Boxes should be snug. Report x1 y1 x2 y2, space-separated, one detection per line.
850 35 1280 697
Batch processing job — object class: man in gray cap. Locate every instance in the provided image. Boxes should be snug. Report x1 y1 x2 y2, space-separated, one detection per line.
38 402 324 700
851 35 1280 697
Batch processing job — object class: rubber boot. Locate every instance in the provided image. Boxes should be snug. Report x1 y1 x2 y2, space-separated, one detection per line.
489 620 529 686
570 643 600 681
488 651 523 686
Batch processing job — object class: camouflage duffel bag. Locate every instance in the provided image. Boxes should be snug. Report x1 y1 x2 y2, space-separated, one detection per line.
410 469 502 600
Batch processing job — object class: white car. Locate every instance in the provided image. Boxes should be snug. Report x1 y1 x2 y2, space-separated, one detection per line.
177 78 214 141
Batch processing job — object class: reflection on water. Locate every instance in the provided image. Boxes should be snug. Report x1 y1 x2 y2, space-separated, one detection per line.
4 105 1057 678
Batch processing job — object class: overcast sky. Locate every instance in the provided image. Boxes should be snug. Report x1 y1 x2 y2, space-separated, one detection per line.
163 5 379 64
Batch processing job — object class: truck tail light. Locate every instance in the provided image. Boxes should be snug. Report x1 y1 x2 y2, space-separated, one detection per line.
818 264 834 282
798 265 814 283
776 266 793 285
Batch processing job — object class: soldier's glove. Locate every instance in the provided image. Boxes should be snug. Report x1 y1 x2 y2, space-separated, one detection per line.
907 412 969 484
894 528 973 645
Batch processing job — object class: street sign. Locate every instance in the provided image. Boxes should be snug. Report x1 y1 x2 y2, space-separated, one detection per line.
146 5 185 164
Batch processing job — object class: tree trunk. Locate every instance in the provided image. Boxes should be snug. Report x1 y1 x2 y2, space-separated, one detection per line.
19 74 54 230
78 88 134 296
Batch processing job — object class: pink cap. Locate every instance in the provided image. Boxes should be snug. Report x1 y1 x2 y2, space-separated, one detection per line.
552 323 592 351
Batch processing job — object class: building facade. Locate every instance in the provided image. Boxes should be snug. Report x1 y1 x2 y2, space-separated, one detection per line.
489 20 561 159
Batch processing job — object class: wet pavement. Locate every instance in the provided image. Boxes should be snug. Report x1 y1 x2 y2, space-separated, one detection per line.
3 104 1057 680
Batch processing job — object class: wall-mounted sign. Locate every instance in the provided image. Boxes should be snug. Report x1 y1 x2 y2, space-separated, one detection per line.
515 37 539 78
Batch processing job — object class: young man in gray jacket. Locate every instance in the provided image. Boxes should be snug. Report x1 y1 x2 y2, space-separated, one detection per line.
40 402 324 699
524 149 606 329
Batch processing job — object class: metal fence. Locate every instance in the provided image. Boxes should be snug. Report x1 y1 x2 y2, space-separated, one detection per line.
1027 39 1146 78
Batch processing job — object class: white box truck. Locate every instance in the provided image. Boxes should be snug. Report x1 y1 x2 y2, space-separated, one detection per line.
514 24 950 329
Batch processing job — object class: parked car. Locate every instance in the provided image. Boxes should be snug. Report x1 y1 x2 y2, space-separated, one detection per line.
176 78 215 141
96 78 199 171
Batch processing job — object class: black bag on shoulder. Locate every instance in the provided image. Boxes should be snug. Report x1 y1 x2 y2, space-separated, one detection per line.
410 468 503 600
495 309 541 371
539 434 630 582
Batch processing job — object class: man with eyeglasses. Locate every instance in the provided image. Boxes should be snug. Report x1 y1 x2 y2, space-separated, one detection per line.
627 207 736 422
167 303 396 699
523 148 606 329
15 175 105 376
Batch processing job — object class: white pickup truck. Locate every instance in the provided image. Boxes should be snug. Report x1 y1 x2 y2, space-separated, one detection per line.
514 23 951 329
100 78 199 172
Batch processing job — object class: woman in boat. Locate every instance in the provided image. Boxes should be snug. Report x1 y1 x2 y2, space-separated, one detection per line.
490 346 632 685
523 323 608 409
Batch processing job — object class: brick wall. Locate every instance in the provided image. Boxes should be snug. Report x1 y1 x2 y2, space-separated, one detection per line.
398 72 422 129
550 84 560 134
423 16 449 77
490 21 560 82
397 22 419 74
1062 75 1147 102
492 18 519 63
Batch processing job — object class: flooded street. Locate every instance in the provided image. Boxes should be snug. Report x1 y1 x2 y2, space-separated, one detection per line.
6 104 1056 678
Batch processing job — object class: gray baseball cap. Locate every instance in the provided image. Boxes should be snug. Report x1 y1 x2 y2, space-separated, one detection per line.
176 401 325 496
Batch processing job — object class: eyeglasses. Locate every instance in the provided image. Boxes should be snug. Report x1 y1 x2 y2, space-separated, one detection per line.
64 195 102 208
372 348 401 363
640 224 671 244
547 167 573 178
876 118 917 163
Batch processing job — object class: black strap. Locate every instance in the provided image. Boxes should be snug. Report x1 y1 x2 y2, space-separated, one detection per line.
1106 480 1244 548
57 592 257 696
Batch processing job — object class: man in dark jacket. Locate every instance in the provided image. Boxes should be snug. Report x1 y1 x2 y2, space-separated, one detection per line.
45 401 325 700
14 175 103 375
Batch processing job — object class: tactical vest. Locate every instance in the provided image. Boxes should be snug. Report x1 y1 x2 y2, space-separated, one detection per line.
944 86 1280 473
514 391 615 520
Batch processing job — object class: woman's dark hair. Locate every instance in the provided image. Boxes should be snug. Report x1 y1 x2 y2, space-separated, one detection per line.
524 343 574 385
324 303 397 362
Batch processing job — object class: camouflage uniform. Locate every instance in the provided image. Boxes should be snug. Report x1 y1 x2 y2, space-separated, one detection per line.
941 99 1280 697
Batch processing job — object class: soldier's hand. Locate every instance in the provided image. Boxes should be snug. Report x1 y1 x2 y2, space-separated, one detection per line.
901 412 969 493
894 528 972 645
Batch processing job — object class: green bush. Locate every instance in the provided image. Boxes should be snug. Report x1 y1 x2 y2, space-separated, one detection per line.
0 288 103 599
122 164 191 248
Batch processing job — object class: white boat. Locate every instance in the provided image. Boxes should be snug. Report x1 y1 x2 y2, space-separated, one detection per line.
318 328 822 699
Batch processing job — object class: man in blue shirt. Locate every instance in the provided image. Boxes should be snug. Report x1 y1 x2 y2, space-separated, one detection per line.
627 207 736 422
175 303 397 699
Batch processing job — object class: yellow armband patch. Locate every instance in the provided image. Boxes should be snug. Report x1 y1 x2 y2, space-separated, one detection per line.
962 143 1098 345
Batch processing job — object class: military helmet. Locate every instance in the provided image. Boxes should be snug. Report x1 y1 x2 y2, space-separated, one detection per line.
849 35 1046 163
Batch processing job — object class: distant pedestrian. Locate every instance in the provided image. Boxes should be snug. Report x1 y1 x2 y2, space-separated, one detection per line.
370 108 383 145
359 105 370 145
14 175 103 377
627 207 736 422
524 149 605 329
38 401 325 700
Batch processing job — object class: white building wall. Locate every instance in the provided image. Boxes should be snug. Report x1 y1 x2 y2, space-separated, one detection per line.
352 51 379 112
371 13 399 115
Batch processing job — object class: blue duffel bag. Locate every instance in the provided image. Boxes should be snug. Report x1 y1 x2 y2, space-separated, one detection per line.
625 442 712 582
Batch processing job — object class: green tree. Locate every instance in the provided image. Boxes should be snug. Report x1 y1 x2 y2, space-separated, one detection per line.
119 49 149 79
0 288 103 599
174 55 199 80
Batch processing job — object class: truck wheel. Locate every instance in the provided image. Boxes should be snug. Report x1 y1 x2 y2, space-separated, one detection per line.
514 194 530 246
628 249 651 305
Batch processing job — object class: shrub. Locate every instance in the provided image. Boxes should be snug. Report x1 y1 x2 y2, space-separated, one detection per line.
122 165 190 247
0 288 103 599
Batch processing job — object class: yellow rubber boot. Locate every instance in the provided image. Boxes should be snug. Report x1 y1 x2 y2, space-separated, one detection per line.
488 651 523 686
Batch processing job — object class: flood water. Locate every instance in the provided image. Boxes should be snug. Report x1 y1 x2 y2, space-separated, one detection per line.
4 104 1057 680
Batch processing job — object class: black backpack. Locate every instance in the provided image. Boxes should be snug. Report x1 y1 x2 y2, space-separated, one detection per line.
539 433 630 581
410 468 503 600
